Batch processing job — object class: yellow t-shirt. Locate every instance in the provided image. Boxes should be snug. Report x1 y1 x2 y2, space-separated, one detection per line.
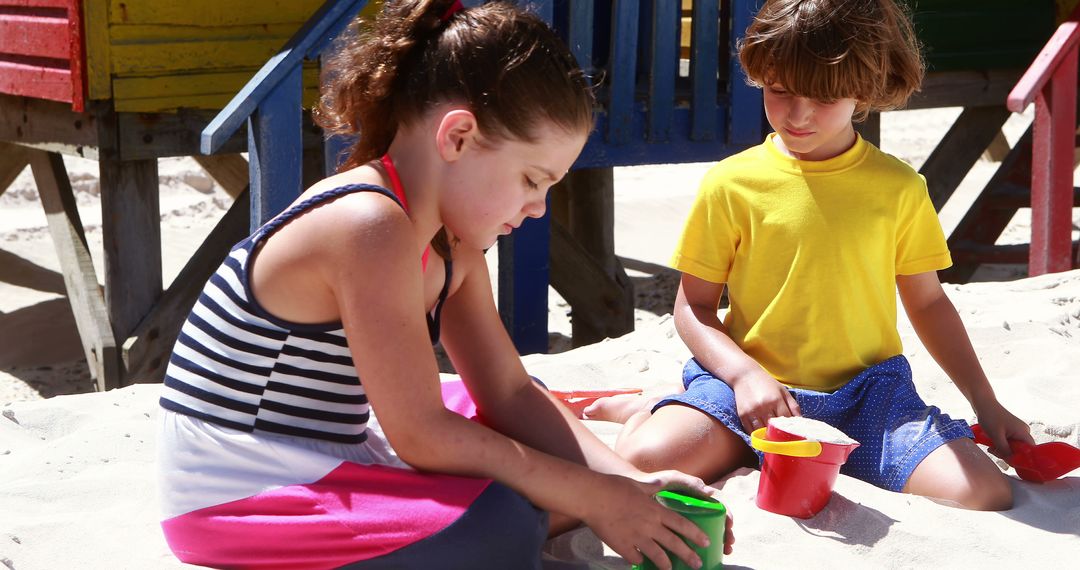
671 134 952 391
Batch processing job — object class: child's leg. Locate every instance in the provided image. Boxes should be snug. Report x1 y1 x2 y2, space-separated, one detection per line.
825 356 1010 510
614 402 757 483
902 438 1013 511
598 359 758 482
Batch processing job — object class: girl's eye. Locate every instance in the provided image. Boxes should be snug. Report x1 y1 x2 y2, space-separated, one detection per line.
524 176 539 190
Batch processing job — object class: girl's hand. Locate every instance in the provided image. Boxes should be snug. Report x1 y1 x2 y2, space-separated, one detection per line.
580 472 733 569
630 470 736 556
730 371 801 433
972 397 1034 458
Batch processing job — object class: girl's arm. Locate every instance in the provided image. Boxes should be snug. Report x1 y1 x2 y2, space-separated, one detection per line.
896 271 1034 453
322 209 712 567
437 246 670 477
675 273 801 430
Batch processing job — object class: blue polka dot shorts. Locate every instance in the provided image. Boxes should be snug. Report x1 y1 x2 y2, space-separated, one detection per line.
654 355 973 492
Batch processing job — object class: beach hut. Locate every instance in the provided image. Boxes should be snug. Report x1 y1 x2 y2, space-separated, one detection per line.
2 0 1077 391
0 0 348 391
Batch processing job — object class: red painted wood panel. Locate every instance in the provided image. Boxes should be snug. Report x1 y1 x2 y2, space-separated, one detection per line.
0 57 72 101
3 1 70 7
0 0 83 110
0 11 71 59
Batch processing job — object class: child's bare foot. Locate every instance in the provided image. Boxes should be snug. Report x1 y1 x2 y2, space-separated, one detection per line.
582 393 656 424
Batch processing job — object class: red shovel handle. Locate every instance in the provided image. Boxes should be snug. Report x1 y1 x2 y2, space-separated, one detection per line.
971 423 1033 455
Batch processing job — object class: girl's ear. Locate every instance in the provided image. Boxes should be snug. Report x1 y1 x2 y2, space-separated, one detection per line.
435 109 480 162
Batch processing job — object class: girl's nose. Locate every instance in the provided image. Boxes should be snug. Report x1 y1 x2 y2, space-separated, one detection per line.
524 195 547 219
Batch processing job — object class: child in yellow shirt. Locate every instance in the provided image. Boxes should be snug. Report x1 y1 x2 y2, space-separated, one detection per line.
589 0 1032 510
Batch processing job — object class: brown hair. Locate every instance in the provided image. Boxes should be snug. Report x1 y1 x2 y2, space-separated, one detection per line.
738 0 924 121
315 0 594 170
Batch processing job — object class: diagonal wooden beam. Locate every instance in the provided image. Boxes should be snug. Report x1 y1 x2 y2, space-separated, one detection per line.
193 153 248 199
123 189 250 383
28 150 120 391
0 142 31 198
920 105 1013 211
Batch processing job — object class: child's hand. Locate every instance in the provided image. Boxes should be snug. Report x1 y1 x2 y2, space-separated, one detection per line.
579 471 732 569
730 371 801 432
973 397 1034 458
630 470 736 556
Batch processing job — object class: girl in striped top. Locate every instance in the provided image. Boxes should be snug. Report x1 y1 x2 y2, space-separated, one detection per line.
156 1 734 568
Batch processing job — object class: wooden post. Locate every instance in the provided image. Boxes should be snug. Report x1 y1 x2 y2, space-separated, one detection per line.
548 168 634 346
29 150 120 391
498 214 551 355
248 66 303 230
1029 47 1078 275
98 103 162 386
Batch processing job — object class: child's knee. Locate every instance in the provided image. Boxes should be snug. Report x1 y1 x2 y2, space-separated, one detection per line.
614 432 676 472
964 472 1013 511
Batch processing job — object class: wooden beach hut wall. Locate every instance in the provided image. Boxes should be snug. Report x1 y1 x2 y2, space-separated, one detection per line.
0 0 348 391
0 0 324 113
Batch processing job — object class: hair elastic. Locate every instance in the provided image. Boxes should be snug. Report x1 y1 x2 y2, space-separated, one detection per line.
441 0 464 22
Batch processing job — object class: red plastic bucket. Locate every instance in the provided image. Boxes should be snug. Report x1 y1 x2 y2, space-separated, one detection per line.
750 420 859 519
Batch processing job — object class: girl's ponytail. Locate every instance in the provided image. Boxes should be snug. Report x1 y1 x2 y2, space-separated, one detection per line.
317 1 593 172
316 0 460 170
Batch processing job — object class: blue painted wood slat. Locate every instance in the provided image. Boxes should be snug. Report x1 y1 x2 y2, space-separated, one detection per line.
202 0 370 154
567 0 595 72
248 66 304 230
607 1 640 145
729 0 765 145
498 0 556 355
576 103 731 168
648 0 678 142
497 211 552 356
691 0 720 141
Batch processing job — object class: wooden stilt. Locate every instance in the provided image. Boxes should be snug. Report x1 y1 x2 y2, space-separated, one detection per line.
99 151 162 385
29 150 120 391
548 168 634 346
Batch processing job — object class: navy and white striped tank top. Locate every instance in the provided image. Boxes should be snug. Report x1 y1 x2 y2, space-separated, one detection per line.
159 184 452 444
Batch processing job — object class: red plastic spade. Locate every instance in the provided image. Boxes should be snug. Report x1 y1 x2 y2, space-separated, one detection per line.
971 423 1080 483
550 388 643 419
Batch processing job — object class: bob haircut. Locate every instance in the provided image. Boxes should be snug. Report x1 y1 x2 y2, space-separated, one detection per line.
738 0 924 121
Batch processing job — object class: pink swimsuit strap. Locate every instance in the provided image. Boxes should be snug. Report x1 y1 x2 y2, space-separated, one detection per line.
380 154 431 272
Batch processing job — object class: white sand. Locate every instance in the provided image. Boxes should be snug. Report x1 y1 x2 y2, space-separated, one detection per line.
3 107 1080 568
767 416 858 445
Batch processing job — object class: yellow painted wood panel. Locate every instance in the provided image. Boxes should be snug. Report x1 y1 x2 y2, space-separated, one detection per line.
114 86 320 112
110 38 297 75
83 0 112 99
108 0 323 26
113 66 319 100
109 22 313 43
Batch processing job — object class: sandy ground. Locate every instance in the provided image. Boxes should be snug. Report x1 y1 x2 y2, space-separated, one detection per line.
1 107 1079 569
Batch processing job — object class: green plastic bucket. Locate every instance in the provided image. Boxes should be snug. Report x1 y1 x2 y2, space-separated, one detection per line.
630 490 727 570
